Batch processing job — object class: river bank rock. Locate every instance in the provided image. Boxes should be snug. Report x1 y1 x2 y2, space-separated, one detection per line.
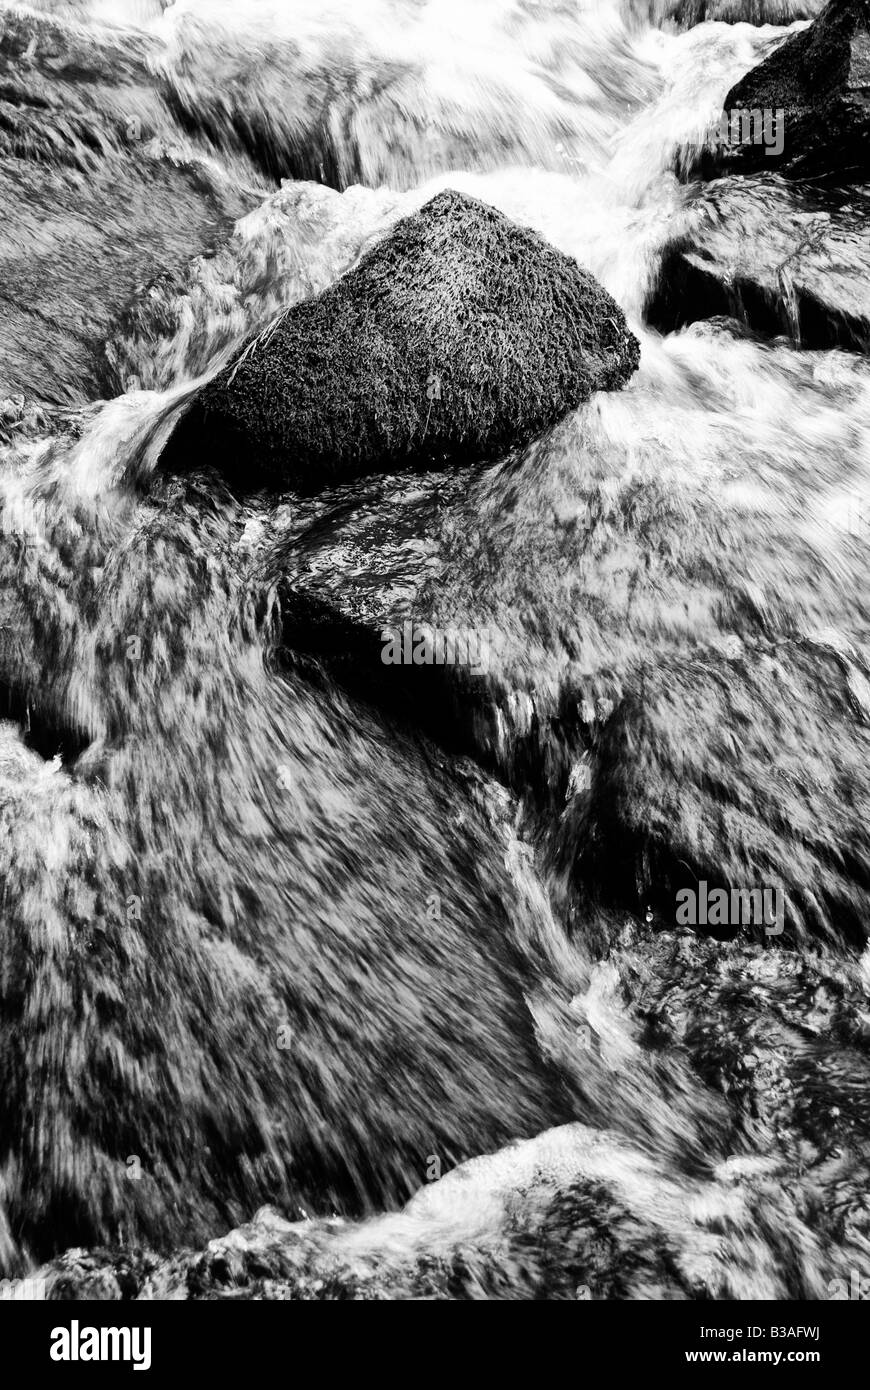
721 0 870 180
162 190 640 492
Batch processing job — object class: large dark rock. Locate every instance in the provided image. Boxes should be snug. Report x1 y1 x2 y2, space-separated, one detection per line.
163 190 640 492
722 0 870 179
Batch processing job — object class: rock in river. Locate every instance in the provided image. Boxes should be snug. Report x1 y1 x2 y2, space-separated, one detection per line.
163 189 640 491
722 0 870 180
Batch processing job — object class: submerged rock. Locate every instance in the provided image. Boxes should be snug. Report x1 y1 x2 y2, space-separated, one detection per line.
27 922 870 1299
154 0 656 192
0 10 255 405
163 190 640 491
721 0 870 180
258 317 870 952
34 1105 856 1298
647 177 870 351
0 474 585 1273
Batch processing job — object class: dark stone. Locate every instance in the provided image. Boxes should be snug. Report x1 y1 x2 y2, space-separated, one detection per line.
721 0 870 179
162 190 640 492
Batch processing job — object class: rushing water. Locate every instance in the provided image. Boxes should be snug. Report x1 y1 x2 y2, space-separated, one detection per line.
1 0 869 1297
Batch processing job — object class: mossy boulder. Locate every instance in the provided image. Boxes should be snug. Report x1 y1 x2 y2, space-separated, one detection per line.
722 0 870 179
165 189 640 491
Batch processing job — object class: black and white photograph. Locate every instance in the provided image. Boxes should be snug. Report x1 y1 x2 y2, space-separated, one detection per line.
0 0 868 1356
